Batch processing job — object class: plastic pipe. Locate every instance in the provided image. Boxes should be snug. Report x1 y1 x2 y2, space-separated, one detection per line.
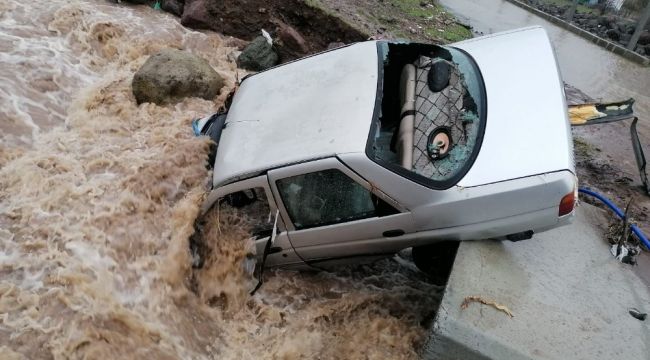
578 187 650 250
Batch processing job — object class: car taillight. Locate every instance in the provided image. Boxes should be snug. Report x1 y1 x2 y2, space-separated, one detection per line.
558 191 576 216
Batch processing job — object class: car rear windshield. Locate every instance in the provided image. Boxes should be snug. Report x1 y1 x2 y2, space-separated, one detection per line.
367 41 486 190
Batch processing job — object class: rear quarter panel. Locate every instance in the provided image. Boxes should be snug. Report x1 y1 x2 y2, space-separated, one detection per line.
340 154 575 233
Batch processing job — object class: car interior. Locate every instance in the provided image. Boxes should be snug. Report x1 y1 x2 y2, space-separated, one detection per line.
369 42 484 187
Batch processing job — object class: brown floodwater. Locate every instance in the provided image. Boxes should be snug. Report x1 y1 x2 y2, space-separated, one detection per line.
0 1 442 358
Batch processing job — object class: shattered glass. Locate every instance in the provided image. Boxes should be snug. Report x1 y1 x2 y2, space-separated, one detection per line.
412 55 481 181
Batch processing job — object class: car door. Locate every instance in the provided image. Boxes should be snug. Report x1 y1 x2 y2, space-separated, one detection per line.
267 157 415 264
203 175 304 268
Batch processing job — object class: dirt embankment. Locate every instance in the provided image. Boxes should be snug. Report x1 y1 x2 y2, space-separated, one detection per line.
124 0 473 60
125 0 369 60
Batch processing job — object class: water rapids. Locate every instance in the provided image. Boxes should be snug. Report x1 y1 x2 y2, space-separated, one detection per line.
0 1 442 358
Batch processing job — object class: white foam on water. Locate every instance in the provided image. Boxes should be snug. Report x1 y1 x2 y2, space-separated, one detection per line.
0 1 442 358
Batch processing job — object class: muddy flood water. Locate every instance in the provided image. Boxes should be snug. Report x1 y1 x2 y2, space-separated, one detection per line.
0 1 443 359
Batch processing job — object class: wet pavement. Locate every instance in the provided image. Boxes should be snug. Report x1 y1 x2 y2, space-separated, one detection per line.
423 204 650 359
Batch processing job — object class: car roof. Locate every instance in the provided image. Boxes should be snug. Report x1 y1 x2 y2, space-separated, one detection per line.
212 41 380 187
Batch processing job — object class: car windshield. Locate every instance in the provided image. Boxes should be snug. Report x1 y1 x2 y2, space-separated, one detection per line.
367 41 486 189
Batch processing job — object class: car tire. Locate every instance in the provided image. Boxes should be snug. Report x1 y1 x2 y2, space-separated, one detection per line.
412 241 460 285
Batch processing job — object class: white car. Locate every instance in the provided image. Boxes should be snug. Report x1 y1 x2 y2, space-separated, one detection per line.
194 26 577 273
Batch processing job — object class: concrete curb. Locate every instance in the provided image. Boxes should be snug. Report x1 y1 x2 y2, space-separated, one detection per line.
421 204 650 360
504 0 650 66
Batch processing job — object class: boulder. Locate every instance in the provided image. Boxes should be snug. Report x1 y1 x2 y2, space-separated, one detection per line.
181 0 210 29
586 19 599 30
618 20 637 34
237 36 279 71
275 22 310 58
161 0 184 16
600 15 619 29
597 15 611 27
605 29 621 41
132 49 224 105
621 32 631 43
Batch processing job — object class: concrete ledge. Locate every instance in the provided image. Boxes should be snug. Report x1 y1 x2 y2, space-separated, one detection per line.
422 204 650 360
504 0 650 66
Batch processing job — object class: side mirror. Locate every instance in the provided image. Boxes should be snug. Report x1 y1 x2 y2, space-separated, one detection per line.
630 117 649 195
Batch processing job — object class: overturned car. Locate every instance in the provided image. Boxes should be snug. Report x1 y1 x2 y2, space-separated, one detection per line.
194 26 577 273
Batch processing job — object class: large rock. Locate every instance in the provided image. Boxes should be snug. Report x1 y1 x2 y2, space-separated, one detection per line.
161 0 184 16
275 22 310 58
605 28 621 41
236 36 279 71
132 49 224 105
181 0 210 29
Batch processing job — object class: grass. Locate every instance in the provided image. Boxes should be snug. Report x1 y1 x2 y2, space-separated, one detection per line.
426 24 472 43
306 0 473 44
387 0 472 43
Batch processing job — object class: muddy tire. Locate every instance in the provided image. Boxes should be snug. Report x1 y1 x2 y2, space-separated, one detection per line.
412 241 459 285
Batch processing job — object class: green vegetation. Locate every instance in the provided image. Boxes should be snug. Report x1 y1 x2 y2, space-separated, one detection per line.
427 24 472 43
387 0 472 43
310 0 473 44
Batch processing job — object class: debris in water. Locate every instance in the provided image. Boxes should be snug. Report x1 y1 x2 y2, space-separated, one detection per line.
461 296 514 318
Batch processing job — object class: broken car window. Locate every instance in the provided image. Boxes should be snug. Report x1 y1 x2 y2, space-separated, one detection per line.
368 42 486 190
276 169 397 230
219 187 274 238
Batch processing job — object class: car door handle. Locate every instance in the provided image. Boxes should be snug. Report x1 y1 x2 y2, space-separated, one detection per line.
383 229 405 237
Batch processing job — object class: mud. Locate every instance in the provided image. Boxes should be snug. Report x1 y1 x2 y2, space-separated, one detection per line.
163 0 368 59
0 1 443 358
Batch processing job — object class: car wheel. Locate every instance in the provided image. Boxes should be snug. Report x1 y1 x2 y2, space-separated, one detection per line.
412 241 460 285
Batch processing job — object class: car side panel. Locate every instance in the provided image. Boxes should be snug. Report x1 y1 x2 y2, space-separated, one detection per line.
409 171 575 231
293 205 573 260
339 152 575 231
